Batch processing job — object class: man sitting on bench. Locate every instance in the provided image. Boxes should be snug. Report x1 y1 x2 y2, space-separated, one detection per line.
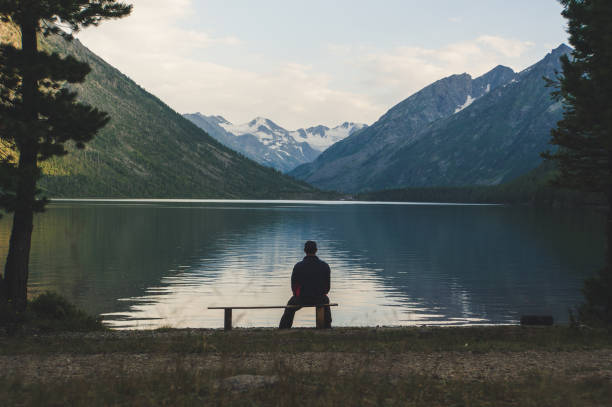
279 240 332 329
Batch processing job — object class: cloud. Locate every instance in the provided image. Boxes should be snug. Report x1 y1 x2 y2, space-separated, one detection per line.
75 0 380 128
338 36 536 108
477 35 535 58
75 0 541 128
77 0 240 58
147 57 381 129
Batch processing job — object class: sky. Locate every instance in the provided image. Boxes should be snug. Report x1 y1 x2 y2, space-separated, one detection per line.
75 0 569 130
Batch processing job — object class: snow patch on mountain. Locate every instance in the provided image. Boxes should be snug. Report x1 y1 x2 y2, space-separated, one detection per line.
455 95 476 113
290 122 367 152
220 117 287 146
219 118 366 153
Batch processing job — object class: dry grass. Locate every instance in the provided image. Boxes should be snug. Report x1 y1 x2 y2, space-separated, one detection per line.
2 356 611 406
1 326 611 406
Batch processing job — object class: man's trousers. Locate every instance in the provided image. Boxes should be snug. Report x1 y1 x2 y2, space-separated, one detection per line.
279 295 332 329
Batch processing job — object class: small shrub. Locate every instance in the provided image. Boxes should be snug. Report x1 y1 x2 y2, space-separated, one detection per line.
1 291 105 333
27 292 105 332
29 292 81 320
578 267 612 329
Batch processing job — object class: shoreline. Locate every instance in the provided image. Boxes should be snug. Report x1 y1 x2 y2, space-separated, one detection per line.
50 197 502 207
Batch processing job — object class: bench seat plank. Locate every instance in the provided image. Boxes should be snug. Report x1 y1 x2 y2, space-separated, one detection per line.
208 304 338 310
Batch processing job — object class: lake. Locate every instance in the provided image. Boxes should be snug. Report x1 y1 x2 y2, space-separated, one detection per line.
0 200 605 329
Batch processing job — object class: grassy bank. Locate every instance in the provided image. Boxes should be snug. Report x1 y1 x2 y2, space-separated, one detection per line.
1 326 611 406
1 325 611 355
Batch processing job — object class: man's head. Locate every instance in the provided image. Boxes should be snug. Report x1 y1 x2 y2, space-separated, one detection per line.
304 240 317 255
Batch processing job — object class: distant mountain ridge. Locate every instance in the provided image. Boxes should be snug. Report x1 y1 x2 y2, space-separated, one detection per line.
291 45 571 193
184 113 366 172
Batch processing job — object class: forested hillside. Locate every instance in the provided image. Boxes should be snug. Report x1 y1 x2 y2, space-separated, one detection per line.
357 161 605 207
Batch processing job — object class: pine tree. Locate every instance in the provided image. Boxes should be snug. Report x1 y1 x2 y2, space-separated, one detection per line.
543 0 612 325
0 1 131 311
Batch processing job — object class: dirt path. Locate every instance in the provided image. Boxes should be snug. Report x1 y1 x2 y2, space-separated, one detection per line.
2 350 611 383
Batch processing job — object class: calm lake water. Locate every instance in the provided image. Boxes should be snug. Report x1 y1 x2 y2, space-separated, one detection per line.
0 200 605 329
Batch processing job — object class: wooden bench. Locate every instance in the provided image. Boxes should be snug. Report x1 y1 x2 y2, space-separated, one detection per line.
208 304 338 330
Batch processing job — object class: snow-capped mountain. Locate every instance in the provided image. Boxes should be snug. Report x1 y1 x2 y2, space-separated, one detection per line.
290 122 367 152
183 113 366 172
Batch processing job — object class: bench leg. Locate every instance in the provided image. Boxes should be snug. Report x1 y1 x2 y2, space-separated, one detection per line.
316 306 324 329
224 308 232 331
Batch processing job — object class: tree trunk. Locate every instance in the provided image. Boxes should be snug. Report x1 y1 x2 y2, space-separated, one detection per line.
607 151 612 272
3 143 37 311
608 182 612 270
2 18 39 311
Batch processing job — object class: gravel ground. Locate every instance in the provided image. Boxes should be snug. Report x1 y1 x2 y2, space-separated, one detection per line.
2 349 611 384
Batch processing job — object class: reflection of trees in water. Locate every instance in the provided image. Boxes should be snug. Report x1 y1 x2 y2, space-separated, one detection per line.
0 203 281 315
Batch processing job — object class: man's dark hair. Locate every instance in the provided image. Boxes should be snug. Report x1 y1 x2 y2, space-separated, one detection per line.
304 241 317 254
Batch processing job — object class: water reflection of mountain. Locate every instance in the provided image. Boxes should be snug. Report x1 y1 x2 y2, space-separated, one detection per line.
298 204 605 323
0 202 289 315
0 201 604 326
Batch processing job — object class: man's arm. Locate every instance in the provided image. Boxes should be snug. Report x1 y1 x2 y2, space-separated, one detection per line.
324 264 330 294
291 265 301 297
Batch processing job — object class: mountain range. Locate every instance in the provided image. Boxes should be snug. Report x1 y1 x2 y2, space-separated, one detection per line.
183 113 366 172
290 44 571 193
0 20 573 200
0 23 318 199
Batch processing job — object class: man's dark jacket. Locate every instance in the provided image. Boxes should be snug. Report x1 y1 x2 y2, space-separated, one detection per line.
291 256 330 298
